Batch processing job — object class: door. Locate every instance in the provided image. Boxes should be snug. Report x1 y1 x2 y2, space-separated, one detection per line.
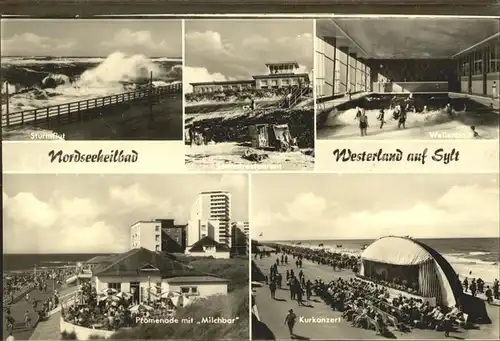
130 282 140 304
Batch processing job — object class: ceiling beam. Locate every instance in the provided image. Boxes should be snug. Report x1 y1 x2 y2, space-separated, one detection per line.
452 32 500 58
329 19 369 58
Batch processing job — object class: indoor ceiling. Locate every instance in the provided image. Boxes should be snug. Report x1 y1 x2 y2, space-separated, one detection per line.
316 18 499 59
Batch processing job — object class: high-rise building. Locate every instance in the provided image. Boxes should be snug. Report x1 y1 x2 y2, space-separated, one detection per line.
231 221 250 255
130 221 162 252
187 191 232 247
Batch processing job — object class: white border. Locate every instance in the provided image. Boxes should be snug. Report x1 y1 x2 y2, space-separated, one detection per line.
248 172 253 340
181 19 186 146
3 14 500 19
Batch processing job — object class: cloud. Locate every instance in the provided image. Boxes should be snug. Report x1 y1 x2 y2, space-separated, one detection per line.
185 29 313 80
109 183 155 207
2 33 76 56
183 66 229 93
2 183 189 253
253 185 499 240
101 29 179 57
219 174 248 191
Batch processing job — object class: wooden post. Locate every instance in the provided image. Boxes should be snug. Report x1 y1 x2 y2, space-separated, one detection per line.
46 107 50 127
21 111 24 126
78 101 82 123
57 105 61 124
5 83 10 127
149 71 154 122
34 110 37 126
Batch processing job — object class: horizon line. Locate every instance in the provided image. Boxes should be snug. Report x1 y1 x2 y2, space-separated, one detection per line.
253 236 499 241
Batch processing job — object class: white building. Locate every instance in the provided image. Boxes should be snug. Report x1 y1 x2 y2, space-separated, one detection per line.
187 191 232 248
93 248 229 304
185 236 231 259
130 221 162 252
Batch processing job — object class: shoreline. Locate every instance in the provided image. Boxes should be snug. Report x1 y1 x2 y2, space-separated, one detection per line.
262 241 499 283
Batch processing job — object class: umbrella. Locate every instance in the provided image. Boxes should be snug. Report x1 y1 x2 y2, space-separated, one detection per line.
101 288 119 295
160 291 181 299
115 292 132 299
129 304 154 312
98 294 120 302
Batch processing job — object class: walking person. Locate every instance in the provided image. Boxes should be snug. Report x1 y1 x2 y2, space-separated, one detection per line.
24 310 32 329
485 286 493 304
492 81 497 99
269 280 277 300
6 332 15 341
285 309 297 338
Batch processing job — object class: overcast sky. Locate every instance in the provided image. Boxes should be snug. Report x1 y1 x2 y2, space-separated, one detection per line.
184 19 313 88
1 19 182 57
3 174 248 253
252 174 499 241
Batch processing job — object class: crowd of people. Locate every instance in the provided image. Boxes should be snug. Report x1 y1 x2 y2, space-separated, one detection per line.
258 247 473 339
62 281 184 332
315 277 466 337
462 277 499 304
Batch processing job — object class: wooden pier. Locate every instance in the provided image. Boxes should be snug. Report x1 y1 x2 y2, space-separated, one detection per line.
1 83 181 128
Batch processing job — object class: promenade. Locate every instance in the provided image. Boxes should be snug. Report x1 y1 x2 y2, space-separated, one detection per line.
3 281 77 341
252 252 500 340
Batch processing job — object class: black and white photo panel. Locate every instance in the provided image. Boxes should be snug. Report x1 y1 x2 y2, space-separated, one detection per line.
2 173 250 341
184 19 315 171
1 19 183 141
251 173 500 340
315 17 499 140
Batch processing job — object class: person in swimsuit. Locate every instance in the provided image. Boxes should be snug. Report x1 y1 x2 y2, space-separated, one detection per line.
358 110 368 136
398 106 407 129
470 126 480 138
377 108 385 129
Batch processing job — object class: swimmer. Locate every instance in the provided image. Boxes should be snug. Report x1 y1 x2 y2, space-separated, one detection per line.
470 126 480 138
445 103 453 117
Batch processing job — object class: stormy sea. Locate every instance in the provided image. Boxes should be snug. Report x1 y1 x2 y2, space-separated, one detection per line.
1 52 182 139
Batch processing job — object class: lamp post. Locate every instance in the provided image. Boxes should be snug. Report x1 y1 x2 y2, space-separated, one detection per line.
148 276 151 304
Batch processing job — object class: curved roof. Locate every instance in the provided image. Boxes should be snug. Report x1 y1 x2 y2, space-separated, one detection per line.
361 236 433 265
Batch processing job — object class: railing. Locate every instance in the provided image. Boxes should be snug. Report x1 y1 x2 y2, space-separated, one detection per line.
1 83 181 128
277 86 310 109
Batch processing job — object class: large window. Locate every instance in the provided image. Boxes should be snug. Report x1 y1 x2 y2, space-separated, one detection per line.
180 286 199 296
473 51 483 75
108 282 121 290
490 42 500 73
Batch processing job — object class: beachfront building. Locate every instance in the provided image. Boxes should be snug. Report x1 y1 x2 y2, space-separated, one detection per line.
231 221 250 255
187 191 232 248
130 219 186 253
359 236 463 307
190 80 255 93
185 236 231 259
315 18 499 98
190 61 310 93
93 248 229 304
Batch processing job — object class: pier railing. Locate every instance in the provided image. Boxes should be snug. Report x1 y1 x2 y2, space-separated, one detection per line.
1 83 181 128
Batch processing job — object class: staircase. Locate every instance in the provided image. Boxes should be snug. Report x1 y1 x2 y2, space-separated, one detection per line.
277 86 310 109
